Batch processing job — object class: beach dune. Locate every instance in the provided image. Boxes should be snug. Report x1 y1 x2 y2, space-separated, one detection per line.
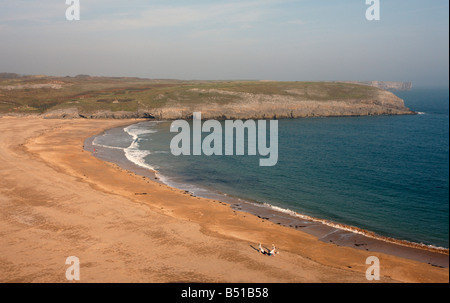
0 117 448 283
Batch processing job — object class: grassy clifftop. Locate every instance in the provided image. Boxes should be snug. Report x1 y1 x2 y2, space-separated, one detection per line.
0 75 415 119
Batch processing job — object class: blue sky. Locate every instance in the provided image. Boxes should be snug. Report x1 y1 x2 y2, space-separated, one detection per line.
0 0 448 86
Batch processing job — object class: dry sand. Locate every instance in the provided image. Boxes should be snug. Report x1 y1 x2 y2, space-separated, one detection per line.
0 117 448 283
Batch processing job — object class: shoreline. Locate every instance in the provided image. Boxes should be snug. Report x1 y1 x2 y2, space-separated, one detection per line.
1 117 448 282
87 121 449 268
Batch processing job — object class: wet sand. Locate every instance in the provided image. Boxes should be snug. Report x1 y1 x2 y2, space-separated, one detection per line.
0 117 448 283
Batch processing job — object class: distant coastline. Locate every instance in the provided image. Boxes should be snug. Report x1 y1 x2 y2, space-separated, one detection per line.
338 81 413 91
0 74 416 120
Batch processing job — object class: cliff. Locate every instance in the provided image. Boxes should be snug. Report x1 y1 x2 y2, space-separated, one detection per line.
0 76 415 119
142 88 413 120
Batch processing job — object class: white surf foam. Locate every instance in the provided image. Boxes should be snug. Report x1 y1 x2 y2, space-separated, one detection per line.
124 124 157 137
123 124 158 171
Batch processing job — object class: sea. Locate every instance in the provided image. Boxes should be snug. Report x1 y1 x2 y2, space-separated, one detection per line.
91 87 449 249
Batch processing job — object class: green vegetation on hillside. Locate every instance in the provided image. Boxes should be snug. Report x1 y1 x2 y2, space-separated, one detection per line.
0 75 381 115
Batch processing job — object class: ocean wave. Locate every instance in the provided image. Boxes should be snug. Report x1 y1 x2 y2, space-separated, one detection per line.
124 124 158 138
124 147 154 170
123 123 158 171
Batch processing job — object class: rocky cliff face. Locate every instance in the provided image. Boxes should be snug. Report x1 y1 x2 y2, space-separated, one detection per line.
42 88 415 120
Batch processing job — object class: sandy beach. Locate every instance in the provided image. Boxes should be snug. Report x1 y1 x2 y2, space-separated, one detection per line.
0 117 448 283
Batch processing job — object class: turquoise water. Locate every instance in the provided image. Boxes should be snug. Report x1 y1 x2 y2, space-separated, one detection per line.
94 87 449 248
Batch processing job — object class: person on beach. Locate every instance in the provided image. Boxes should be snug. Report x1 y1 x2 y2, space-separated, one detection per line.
258 243 279 256
269 244 278 256
259 243 266 255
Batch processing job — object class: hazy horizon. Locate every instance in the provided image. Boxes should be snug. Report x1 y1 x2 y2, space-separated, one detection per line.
1 0 448 87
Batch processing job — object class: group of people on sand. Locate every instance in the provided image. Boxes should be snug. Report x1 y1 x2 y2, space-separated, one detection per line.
258 243 278 256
